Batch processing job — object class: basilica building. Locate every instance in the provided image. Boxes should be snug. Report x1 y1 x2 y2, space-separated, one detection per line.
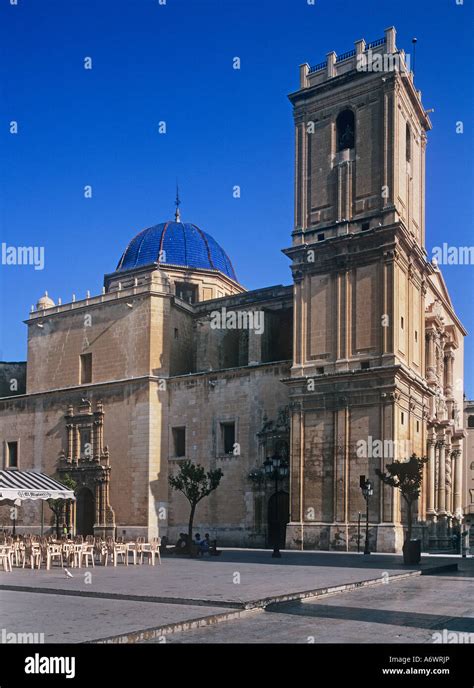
0 27 467 552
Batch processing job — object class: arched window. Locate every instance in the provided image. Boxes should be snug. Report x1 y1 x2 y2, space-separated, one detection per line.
406 122 411 162
468 415 474 428
336 109 355 151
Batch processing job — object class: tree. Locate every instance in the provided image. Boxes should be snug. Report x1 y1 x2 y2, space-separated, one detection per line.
376 454 428 544
47 473 77 538
168 460 223 550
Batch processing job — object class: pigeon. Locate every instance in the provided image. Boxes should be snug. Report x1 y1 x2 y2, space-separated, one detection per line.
64 568 74 579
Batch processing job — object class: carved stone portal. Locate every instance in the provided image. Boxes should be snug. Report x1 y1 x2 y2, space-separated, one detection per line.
58 400 115 537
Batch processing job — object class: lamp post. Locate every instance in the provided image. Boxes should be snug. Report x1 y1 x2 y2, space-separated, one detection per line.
264 454 289 558
360 475 373 555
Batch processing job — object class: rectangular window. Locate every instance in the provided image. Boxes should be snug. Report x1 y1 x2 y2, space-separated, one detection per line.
175 283 198 304
361 361 370 370
6 441 18 468
317 233 325 242
172 427 186 457
401 412 405 425
400 317 404 330
415 330 418 343
221 422 235 455
80 353 92 384
416 420 420 433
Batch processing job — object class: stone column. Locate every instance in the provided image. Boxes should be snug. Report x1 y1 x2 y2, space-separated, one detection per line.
444 350 455 419
326 51 336 79
95 482 101 527
427 435 438 548
445 440 453 535
196 319 220 371
74 426 81 464
248 325 263 365
427 437 436 515
66 424 74 462
93 421 100 460
289 402 303 524
286 402 304 550
453 448 463 518
445 350 454 396
437 439 446 513
426 331 436 383
437 438 448 543
385 26 396 54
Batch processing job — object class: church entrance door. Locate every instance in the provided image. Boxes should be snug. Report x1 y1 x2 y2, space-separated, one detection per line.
76 487 95 536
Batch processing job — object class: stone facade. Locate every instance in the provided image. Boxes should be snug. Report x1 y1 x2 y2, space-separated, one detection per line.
284 26 465 552
463 400 474 543
0 27 467 552
0 276 293 545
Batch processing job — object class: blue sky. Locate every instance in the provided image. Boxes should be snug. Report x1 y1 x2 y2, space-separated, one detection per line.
0 0 473 392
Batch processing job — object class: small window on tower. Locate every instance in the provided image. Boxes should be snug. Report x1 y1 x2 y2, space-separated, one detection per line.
80 353 92 384
336 109 355 151
220 422 236 455
6 441 18 468
172 427 186 457
406 123 411 162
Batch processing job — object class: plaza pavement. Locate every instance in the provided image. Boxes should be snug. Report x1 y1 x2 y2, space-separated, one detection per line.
0 549 471 643
159 572 474 644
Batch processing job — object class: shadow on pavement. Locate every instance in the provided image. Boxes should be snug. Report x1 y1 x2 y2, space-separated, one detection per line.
266 601 474 633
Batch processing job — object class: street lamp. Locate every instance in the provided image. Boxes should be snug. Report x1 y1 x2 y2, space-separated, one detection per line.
360 475 373 555
264 454 289 558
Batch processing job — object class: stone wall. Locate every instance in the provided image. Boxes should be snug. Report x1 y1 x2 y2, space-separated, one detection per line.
166 363 291 546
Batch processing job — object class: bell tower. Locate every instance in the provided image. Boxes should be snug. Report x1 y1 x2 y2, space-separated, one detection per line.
285 27 435 553
291 26 430 248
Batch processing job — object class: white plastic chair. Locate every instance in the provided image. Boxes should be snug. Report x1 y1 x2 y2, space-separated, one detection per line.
110 541 127 566
125 542 138 565
72 544 83 568
80 544 95 568
46 544 64 570
141 538 161 566
0 546 12 572
23 543 41 570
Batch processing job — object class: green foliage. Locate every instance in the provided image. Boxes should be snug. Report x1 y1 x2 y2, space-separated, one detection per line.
376 454 428 504
169 460 223 549
169 460 223 506
376 454 428 541
47 473 77 536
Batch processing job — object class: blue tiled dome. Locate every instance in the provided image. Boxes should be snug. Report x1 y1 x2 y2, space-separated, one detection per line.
116 221 237 282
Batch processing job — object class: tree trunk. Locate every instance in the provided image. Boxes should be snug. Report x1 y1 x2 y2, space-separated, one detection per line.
188 503 196 553
406 500 413 543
